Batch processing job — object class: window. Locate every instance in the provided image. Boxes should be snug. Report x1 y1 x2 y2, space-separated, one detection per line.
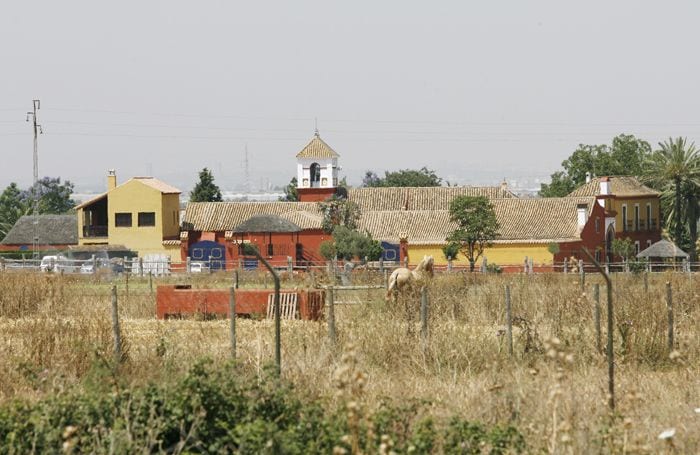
646 204 652 230
635 241 640 255
634 204 640 231
138 212 156 227
595 250 601 262
115 213 132 227
595 218 600 233
622 205 628 231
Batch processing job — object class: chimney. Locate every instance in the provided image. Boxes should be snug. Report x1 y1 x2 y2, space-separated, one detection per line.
500 179 508 191
107 169 117 191
577 203 588 228
599 176 610 195
585 172 591 183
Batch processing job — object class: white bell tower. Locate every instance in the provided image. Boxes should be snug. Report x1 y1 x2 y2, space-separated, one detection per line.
295 130 340 202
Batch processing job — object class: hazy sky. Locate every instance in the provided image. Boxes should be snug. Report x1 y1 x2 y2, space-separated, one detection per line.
2 1 700 193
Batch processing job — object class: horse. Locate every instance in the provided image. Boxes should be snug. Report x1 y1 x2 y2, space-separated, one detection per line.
385 255 435 302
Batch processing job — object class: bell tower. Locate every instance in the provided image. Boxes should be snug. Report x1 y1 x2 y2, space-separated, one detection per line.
296 130 340 202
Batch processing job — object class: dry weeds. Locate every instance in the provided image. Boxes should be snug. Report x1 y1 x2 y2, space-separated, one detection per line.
0 270 698 453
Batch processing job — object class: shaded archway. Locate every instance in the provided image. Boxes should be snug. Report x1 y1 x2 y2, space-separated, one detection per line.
606 225 615 263
310 162 321 188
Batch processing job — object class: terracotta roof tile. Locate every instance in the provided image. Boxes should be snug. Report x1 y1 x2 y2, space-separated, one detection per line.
348 186 516 211
183 202 321 232
568 176 659 198
296 133 339 159
358 197 597 244
132 177 181 194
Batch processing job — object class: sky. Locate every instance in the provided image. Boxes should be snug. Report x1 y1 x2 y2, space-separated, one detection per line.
1 1 700 193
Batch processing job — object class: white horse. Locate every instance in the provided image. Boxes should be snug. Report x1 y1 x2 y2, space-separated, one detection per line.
386 255 434 301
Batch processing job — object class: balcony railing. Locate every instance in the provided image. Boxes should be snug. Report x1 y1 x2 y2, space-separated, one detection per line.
623 219 658 232
83 225 108 238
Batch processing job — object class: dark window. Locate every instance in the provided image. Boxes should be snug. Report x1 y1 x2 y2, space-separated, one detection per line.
115 213 132 227
138 212 156 227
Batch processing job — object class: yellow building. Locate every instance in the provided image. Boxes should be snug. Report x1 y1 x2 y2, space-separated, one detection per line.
75 171 182 259
357 196 606 270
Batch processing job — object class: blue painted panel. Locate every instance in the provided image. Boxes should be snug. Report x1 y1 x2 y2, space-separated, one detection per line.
189 240 226 270
381 241 400 261
243 258 259 270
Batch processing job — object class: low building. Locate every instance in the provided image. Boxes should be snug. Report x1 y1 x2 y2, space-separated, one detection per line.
74 171 181 259
181 202 328 268
360 197 607 270
0 214 78 253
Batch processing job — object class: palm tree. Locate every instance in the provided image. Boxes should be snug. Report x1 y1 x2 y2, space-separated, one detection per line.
643 137 700 260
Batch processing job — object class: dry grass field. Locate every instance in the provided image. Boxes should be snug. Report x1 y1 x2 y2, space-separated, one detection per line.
0 270 698 453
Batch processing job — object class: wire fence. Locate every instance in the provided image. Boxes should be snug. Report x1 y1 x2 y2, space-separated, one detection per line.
0 255 695 277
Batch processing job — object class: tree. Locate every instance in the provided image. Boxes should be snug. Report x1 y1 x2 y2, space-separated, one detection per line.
330 225 383 261
446 196 500 272
190 168 222 202
540 135 652 197
26 177 76 214
611 237 635 261
442 242 460 261
643 137 700 260
279 177 298 202
0 183 28 241
362 167 442 187
318 195 360 233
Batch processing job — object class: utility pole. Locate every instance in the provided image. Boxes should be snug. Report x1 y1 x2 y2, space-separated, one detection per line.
26 99 42 260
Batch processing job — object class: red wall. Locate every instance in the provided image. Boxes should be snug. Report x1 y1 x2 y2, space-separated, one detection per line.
298 187 337 202
156 285 325 320
554 202 607 263
183 229 330 267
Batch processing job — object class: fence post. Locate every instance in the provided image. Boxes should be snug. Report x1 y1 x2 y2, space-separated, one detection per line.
593 283 601 353
229 286 236 359
529 257 534 274
643 272 648 293
563 257 568 274
125 270 129 297
666 282 674 352
379 257 384 273
209 257 213 274
0 257 4 272
123 256 128 275
139 257 144 277
186 256 191 275
523 256 528 274
235 270 239 289
481 256 488 273
149 271 153 295
384 269 389 290
111 285 122 365
420 286 429 346
287 256 293 275
447 256 453 273
91 254 97 275
505 284 513 356
327 286 336 345
579 261 585 291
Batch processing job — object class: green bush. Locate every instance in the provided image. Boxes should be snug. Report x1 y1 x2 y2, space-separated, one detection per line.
0 360 526 453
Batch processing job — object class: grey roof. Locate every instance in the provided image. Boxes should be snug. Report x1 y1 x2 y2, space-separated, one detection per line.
637 239 689 259
233 215 302 233
1 215 77 245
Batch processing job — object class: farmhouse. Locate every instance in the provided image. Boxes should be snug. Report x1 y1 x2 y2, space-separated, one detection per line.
75 171 182 259
568 176 661 260
178 132 522 268
0 214 78 252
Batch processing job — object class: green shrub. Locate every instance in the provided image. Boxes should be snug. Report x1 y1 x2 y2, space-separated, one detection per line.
0 360 525 454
